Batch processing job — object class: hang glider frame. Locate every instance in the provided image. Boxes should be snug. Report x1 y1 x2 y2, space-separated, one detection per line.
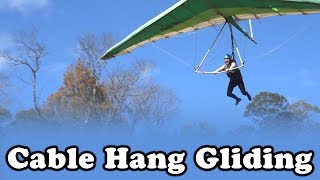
195 16 257 74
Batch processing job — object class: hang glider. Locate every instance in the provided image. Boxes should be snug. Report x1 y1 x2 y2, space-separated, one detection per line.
101 0 320 60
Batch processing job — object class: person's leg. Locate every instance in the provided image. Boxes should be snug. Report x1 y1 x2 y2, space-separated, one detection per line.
227 81 241 105
238 79 252 101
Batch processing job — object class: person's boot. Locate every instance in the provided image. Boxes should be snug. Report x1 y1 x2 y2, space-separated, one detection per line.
247 94 252 101
235 98 242 105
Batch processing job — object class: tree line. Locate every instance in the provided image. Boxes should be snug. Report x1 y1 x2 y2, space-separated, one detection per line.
0 29 179 130
0 29 319 135
181 91 320 136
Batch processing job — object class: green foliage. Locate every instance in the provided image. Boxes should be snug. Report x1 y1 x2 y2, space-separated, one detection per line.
244 92 320 132
287 100 320 118
15 109 40 121
0 106 11 121
8 109 40 129
244 92 289 120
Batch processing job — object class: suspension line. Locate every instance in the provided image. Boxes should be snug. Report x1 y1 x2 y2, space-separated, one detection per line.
195 22 227 72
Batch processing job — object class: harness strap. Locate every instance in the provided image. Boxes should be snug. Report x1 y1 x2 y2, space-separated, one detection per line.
228 22 244 66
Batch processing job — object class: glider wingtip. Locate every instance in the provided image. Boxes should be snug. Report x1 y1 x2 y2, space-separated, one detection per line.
100 54 112 60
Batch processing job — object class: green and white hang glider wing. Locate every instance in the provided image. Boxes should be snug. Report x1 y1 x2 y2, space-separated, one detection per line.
101 0 320 60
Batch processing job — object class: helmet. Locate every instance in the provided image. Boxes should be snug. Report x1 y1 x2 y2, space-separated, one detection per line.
224 54 231 59
224 54 231 64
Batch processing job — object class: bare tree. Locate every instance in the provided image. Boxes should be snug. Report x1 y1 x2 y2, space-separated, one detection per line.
105 60 179 129
128 82 179 127
104 60 155 126
0 29 47 118
76 33 115 106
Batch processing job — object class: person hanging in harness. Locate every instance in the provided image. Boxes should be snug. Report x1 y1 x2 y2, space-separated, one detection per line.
213 54 252 105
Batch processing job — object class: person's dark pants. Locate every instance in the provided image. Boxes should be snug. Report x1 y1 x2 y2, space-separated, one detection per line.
227 76 250 101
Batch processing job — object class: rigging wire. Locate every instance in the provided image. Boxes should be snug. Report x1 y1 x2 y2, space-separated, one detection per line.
204 27 228 68
195 22 228 72
210 24 228 56
194 29 198 68
131 21 252 73
151 42 193 69
254 25 310 59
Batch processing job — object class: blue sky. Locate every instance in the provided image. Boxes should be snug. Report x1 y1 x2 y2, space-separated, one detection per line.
0 0 319 130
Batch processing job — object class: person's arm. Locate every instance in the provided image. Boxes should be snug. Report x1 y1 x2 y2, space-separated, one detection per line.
228 62 237 70
212 65 225 74
223 62 237 73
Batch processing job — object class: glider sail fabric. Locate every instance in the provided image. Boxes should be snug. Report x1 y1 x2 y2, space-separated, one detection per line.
101 0 320 60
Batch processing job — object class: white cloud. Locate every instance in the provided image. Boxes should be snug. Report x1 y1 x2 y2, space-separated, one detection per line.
0 0 50 12
0 32 13 72
0 58 9 72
